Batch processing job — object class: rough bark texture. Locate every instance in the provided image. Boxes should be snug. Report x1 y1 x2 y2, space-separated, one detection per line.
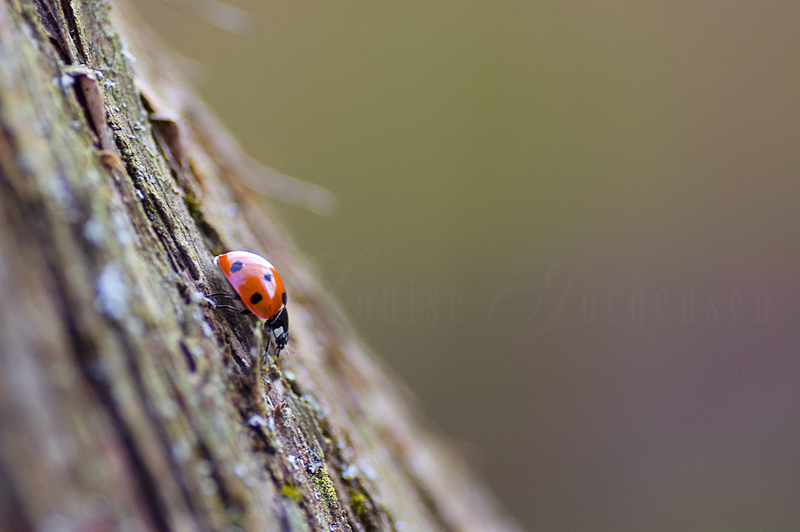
0 1 521 531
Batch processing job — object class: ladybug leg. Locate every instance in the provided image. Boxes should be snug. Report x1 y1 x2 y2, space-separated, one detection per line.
205 292 236 311
262 320 275 358
213 305 252 316
206 292 252 315
213 304 240 313
205 292 236 299
262 320 283 358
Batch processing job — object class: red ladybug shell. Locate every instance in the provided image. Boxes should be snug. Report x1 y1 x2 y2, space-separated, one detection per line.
215 251 287 320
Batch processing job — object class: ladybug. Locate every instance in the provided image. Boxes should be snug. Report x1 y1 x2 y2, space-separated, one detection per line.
214 251 289 355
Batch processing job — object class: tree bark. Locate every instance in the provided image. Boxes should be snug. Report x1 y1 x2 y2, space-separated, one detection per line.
0 1 521 531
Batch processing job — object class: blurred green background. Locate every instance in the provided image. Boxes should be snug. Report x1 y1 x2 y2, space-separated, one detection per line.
131 1 800 530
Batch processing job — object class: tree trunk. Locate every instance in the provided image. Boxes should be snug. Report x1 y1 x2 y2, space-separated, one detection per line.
0 1 520 531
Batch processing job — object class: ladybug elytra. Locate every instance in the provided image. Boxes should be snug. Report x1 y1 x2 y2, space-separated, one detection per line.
214 251 289 355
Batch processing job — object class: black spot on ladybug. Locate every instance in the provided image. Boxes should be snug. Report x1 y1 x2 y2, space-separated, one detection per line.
282 291 287 305
264 273 273 282
250 292 263 305
230 261 243 273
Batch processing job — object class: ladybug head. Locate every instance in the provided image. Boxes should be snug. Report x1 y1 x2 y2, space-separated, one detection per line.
267 306 290 355
275 330 290 352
